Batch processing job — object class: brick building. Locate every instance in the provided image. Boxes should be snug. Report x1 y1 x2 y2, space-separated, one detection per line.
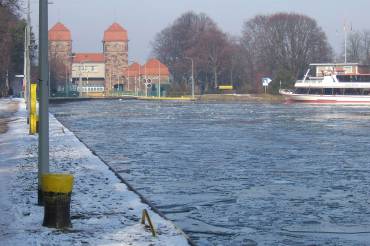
48 23 73 94
48 22 170 96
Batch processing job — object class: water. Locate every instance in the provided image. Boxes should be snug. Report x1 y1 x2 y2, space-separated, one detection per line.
51 100 370 245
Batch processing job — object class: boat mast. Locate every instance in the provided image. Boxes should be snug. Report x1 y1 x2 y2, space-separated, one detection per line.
344 21 348 64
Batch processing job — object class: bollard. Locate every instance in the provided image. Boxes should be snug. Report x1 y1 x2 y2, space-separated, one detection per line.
30 83 37 115
29 83 37 135
42 173 74 229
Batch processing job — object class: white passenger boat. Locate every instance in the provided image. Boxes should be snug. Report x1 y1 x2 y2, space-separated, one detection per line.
280 63 370 104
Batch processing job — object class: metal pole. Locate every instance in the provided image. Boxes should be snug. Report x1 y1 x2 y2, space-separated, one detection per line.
191 59 194 99
137 64 141 96
23 26 28 104
145 63 147 97
185 57 195 99
38 0 50 205
158 60 161 98
127 67 130 92
79 62 82 94
65 65 68 97
86 65 89 97
344 23 347 64
26 0 31 106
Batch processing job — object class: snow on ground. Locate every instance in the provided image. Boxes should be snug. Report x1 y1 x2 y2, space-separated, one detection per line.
0 99 190 246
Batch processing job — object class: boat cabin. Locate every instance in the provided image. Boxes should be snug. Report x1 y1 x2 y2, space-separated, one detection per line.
310 63 370 77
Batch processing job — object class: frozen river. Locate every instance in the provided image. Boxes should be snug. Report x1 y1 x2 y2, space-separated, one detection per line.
51 100 370 245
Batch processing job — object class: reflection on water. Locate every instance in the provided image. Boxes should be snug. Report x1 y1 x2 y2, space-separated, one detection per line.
51 101 370 245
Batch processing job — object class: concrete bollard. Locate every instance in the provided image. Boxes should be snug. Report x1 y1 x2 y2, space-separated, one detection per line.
42 173 74 229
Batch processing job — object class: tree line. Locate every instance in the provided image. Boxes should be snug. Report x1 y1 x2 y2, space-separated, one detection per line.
0 0 36 96
345 30 370 64
152 12 335 94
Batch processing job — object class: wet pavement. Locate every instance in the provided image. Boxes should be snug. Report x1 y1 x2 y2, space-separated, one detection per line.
51 100 370 245
0 99 19 134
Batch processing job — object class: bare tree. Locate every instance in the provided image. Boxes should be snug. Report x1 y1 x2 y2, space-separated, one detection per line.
152 11 233 93
0 0 36 96
345 30 370 64
241 13 333 92
362 30 370 64
347 31 362 63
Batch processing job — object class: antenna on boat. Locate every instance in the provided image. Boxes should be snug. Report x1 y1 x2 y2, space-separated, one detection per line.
303 69 310 82
344 21 347 64
343 21 352 64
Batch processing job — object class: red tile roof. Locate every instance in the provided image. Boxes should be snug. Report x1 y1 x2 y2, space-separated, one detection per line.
48 22 71 41
103 23 128 42
142 59 170 76
125 63 141 77
73 53 105 63
125 60 170 77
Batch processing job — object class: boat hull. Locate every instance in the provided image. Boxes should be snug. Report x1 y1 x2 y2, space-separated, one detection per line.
280 91 370 104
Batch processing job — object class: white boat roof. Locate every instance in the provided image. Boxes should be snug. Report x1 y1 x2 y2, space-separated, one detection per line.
296 81 370 89
309 63 361 66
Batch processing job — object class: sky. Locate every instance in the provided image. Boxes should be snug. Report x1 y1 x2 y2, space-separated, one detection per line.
27 0 370 64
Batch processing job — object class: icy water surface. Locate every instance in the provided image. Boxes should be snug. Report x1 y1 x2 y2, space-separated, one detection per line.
51 100 370 245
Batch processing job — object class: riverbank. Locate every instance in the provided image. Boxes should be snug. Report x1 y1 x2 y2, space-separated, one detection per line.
199 94 284 103
49 93 284 103
0 99 190 245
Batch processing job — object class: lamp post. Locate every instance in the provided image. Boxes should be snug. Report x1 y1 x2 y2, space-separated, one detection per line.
65 54 75 97
86 68 89 97
144 63 148 97
78 62 83 95
127 66 130 92
185 57 195 99
38 0 50 205
157 59 161 98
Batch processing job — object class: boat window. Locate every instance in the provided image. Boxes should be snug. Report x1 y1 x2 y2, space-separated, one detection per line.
324 88 333 95
333 88 342 95
337 75 370 82
344 89 362 95
296 88 309 94
309 89 322 95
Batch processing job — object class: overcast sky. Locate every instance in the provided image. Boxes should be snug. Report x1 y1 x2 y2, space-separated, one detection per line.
28 0 370 63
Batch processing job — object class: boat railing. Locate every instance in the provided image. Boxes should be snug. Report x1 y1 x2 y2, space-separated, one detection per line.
279 89 294 95
296 79 323 84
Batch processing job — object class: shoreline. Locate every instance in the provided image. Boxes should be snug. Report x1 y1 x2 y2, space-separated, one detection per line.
49 94 285 103
0 99 191 246
67 120 196 246
198 94 284 103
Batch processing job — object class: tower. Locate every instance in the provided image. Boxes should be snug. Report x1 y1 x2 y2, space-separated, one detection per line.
48 22 72 93
103 23 128 92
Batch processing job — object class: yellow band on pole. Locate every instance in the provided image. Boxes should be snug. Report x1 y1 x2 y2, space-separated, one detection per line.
30 83 37 115
30 113 37 134
29 83 37 134
42 173 74 193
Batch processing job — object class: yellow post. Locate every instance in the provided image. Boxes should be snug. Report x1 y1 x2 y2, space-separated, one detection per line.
30 83 37 114
29 83 37 135
30 114 37 134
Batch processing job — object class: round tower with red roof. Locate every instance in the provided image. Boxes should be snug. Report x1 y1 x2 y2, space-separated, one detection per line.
103 23 128 92
48 22 73 92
